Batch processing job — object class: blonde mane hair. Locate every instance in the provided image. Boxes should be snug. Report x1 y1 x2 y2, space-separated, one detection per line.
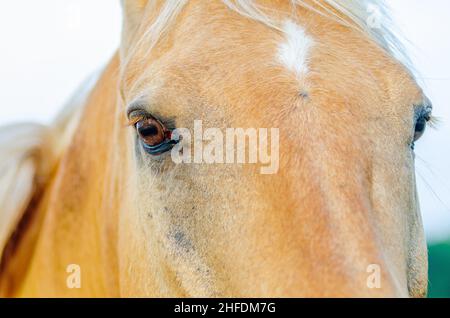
0 72 99 258
0 123 52 257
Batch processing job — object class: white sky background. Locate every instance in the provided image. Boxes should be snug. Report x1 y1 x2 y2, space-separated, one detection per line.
0 1 449 242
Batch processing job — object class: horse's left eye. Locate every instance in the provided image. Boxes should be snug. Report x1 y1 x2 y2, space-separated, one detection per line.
414 109 431 142
134 117 176 155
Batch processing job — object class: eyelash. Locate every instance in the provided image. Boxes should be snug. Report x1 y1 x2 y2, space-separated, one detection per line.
127 116 145 127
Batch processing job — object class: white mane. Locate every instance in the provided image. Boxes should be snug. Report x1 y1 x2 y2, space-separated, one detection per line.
0 123 51 257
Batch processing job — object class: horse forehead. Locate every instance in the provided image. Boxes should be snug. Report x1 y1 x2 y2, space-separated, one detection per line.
127 10 417 111
153 19 317 86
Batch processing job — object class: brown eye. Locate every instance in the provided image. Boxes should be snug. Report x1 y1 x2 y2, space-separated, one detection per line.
413 107 432 142
135 117 166 146
411 102 432 151
129 112 178 155
414 116 428 142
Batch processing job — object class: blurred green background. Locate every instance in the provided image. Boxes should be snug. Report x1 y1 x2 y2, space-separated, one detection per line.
428 238 450 298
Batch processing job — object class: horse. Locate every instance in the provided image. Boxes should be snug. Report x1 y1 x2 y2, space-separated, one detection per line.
0 0 432 297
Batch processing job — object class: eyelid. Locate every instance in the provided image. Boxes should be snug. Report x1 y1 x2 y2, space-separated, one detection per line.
127 106 147 120
126 96 152 117
127 114 146 127
414 104 432 122
420 98 433 118
126 101 177 132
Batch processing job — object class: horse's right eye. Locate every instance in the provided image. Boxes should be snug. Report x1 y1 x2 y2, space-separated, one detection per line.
131 115 179 155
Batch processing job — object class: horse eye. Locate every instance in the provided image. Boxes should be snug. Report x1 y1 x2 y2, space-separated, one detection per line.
132 116 178 155
414 117 427 142
414 110 431 142
136 118 166 146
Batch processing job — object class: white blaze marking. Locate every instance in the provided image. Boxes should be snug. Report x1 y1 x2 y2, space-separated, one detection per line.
277 20 314 78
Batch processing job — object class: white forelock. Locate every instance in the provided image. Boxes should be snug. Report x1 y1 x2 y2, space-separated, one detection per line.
277 20 315 78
